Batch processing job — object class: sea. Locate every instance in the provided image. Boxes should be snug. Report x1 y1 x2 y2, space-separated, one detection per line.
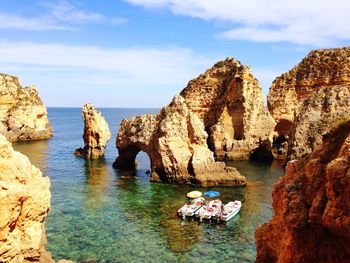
12 108 284 263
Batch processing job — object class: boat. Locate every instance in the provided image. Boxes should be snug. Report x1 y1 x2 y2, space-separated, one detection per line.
196 199 222 221
219 200 242 221
177 197 205 218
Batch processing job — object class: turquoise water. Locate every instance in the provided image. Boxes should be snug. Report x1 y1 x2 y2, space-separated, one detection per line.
13 108 284 263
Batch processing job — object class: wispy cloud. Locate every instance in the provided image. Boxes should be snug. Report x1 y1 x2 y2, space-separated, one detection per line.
124 0 350 46
0 40 217 107
0 13 71 31
0 0 126 31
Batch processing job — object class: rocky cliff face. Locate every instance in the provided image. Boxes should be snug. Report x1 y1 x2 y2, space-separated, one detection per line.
255 120 350 262
268 47 350 160
181 58 276 160
0 73 52 142
0 135 53 262
74 103 111 159
114 96 246 187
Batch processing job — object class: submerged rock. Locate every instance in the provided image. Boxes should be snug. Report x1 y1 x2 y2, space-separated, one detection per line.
0 135 53 262
74 103 111 159
180 58 276 161
114 96 246 187
268 47 350 161
255 120 350 262
0 73 52 141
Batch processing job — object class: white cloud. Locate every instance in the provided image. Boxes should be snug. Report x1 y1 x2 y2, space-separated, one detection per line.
0 40 217 107
0 0 126 31
124 0 350 45
43 0 105 23
0 14 72 31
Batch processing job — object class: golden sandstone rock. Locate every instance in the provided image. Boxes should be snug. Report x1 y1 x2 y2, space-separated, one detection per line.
180 58 276 161
74 103 111 159
114 95 246 186
114 57 275 186
255 121 350 263
268 47 350 161
0 74 52 142
256 47 350 262
0 135 53 262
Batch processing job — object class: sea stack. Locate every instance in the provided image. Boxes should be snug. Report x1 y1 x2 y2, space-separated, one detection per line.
0 135 53 262
0 73 53 141
255 121 350 262
268 47 350 161
74 103 111 159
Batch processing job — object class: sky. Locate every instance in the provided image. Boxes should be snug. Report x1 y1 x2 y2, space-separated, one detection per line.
1 0 350 107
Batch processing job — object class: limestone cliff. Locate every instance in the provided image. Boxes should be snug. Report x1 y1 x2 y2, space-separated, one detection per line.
181 58 276 160
114 96 246 187
74 103 111 159
0 73 52 142
0 135 53 262
268 47 350 160
255 121 350 262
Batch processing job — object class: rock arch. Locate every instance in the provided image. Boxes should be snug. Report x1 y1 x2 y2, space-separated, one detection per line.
114 96 246 187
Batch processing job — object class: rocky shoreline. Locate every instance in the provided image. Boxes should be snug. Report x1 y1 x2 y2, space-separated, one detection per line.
256 47 350 262
0 46 349 262
0 135 70 263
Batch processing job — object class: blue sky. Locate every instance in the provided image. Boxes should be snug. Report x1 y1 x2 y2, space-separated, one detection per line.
1 0 349 107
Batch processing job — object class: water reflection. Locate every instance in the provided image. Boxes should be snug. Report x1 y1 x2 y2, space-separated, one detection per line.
83 159 111 210
12 140 49 172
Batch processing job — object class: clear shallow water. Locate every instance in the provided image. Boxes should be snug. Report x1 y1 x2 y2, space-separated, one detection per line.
13 108 284 263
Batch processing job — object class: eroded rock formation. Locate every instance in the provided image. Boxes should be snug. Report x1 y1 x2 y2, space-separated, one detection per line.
114 96 246 187
255 120 350 262
0 73 52 141
0 135 53 262
74 103 111 159
268 47 350 160
180 58 276 160
114 57 277 185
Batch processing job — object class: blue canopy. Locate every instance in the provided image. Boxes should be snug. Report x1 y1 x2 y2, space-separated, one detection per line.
204 191 220 197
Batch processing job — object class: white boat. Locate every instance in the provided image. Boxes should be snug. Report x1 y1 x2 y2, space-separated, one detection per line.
177 197 205 218
219 200 242 221
196 199 222 221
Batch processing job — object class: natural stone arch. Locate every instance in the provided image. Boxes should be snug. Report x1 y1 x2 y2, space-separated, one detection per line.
114 96 246 187
114 144 143 170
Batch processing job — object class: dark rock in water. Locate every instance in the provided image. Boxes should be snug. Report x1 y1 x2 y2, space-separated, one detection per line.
249 140 274 165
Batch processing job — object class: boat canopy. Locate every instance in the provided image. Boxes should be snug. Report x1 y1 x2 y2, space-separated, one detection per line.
186 191 202 198
204 191 220 197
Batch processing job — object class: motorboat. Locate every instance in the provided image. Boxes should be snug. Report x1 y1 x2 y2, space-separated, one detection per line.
219 200 242 221
177 197 205 218
196 199 222 221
